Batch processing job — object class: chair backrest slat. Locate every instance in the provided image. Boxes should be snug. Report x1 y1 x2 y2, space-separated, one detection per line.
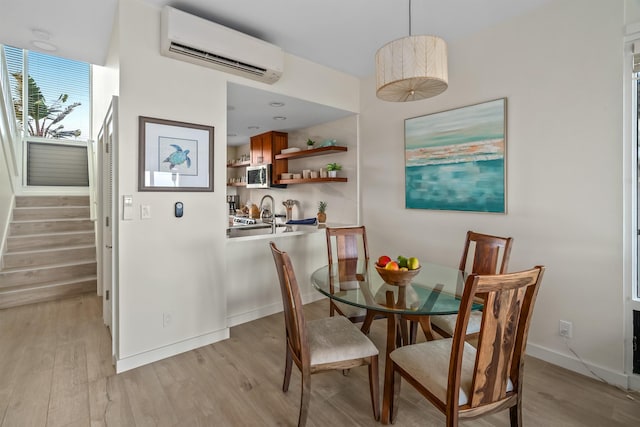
326 226 369 283
449 266 544 410
270 242 309 365
459 231 513 275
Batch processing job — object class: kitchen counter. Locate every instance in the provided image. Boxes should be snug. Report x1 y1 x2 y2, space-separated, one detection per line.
226 221 351 240
225 221 358 327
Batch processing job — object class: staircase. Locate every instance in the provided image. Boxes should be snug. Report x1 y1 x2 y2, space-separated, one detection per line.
0 195 97 309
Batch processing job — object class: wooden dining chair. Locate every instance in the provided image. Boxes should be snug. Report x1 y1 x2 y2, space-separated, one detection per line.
427 231 513 340
325 226 383 334
385 266 545 426
269 241 380 427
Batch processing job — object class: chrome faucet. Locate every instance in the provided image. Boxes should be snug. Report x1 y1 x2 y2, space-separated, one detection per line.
259 194 275 231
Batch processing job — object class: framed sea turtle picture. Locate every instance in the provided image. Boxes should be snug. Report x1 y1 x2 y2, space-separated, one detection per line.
138 116 214 191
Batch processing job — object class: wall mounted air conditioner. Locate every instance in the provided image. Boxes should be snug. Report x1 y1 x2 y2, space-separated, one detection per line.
160 6 284 84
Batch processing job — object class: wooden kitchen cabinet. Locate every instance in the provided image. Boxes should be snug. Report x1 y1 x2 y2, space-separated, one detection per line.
250 130 288 181
250 131 287 165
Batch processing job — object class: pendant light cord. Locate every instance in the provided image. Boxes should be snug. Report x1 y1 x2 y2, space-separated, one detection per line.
408 0 412 36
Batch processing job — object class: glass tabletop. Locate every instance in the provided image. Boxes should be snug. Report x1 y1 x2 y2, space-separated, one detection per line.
311 259 482 316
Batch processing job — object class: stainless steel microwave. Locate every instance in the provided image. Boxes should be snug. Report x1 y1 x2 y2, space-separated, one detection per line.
246 164 271 188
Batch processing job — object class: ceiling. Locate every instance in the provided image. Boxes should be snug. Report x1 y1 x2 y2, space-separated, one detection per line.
0 0 553 145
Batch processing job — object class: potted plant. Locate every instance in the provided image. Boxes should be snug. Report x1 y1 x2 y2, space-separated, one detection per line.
306 138 315 150
317 201 327 223
326 162 342 178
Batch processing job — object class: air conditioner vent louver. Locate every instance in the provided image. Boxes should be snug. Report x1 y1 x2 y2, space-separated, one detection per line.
168 42 266 77
161 6 283 84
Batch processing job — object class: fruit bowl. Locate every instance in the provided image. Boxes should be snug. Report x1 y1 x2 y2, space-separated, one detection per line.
374 264 421 286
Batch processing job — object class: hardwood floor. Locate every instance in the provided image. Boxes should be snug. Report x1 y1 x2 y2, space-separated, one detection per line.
1 294 639 426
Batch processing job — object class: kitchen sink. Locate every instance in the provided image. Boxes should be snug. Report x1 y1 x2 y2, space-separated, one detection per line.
227 222 290 238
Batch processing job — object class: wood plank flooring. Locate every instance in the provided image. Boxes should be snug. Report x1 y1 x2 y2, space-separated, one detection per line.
1 294 639 426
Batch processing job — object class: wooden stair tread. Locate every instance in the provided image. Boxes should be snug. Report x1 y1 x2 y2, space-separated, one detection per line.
4 244 96 255
1 260 97 273
7 230 95 238
15 195 90 207
1 275 97 290
0 277 96 309
11 218 93 224
2 195 97 309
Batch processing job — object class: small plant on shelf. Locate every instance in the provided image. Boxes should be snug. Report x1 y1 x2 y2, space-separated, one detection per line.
317 201 327 224
326 162 341 177
306 138 315 149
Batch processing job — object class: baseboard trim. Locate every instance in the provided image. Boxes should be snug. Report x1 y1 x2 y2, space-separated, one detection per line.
527 342 633 390
115 328 230 373
227 291 326 328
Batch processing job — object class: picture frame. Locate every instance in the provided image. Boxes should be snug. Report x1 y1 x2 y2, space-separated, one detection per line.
138 116 214 192
404 98 507 213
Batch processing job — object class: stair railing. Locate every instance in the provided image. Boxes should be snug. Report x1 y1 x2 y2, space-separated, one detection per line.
0 45 20 191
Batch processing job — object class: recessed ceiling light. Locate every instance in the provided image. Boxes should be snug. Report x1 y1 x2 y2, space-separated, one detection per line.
248 126 260 130
31 29 50 40
273 116 286 121
269 102 285 107
31 40 57 51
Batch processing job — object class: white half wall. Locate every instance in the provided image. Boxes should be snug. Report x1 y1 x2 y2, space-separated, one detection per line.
361 0 627 382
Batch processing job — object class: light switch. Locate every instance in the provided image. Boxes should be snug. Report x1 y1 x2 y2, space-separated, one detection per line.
141 205 151 219
123 195 133 220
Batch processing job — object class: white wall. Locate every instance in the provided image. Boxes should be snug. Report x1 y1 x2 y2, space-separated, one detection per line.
361 0 627 384
92 8 119 137
111 0 360 371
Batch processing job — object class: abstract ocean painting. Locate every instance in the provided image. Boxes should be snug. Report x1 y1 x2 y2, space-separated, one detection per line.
405 98 506 213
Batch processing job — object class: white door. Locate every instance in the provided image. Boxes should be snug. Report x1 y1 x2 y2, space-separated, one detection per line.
628 42 640 384
99 97 117 336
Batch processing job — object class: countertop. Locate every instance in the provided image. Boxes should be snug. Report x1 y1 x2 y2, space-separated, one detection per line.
226 221 353 241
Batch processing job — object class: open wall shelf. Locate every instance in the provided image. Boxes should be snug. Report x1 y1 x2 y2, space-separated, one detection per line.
274 146 347 160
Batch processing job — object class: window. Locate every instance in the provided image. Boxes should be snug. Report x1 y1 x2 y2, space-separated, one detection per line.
4 45 90 140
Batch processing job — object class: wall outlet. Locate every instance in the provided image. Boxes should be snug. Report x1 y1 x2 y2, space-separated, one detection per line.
163 312 172 328
559 320 572 338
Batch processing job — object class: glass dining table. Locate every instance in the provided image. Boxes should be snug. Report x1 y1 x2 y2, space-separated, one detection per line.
310 259 481 424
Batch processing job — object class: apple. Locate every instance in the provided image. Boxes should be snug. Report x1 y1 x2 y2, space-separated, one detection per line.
377 255 392 267
397 255 408 268
408 257 420 270
384 261 399 270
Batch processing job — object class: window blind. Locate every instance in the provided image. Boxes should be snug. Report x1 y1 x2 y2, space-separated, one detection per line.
27 141 89 186
3 45 90 140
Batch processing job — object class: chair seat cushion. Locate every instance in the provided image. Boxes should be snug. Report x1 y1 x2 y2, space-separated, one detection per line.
390 338 513 406
307 316 378 366
431 311 482 336
333 300 367 319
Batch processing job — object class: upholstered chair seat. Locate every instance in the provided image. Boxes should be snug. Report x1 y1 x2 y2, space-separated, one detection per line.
390 338 513 406
307 316 378 365
332 300 367 321
430 311 482 337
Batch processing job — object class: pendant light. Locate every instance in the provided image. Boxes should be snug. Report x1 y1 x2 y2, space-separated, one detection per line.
375 0 448 102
